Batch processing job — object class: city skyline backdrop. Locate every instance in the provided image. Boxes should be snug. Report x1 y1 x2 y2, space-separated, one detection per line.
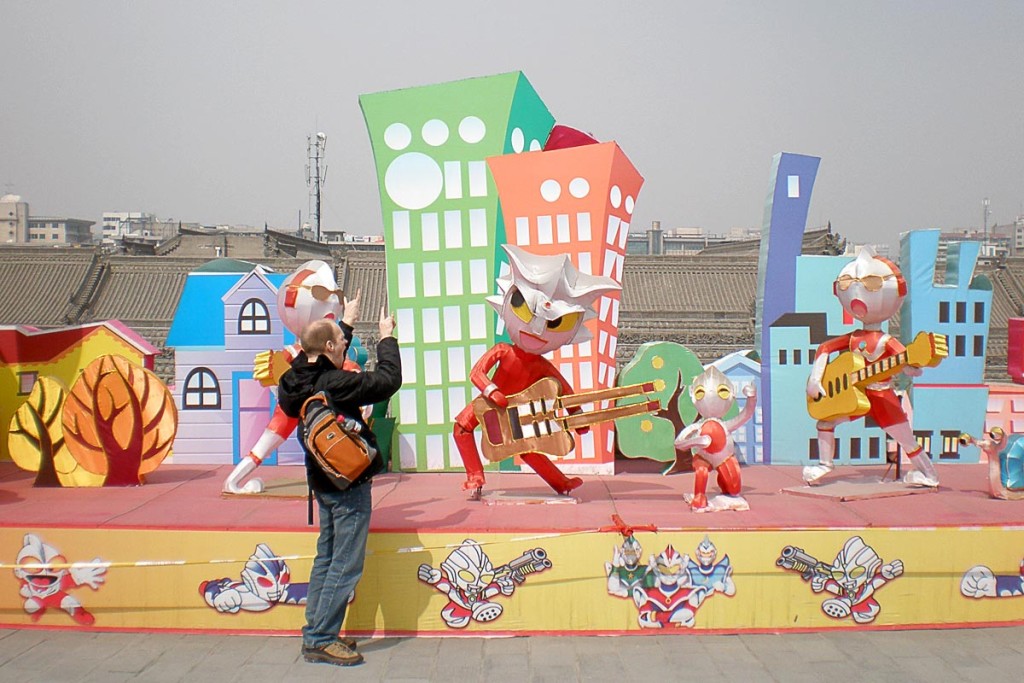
2 1 1022 251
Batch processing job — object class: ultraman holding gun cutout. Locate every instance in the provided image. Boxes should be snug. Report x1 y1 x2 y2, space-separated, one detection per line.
804 247 947 488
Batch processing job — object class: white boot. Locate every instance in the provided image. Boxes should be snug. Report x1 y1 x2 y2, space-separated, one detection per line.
903 450 939 488
804 428 836 485
223 455 264 494
803 463 834 485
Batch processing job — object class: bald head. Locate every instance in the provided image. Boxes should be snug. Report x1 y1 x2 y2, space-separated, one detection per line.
300 319 341 356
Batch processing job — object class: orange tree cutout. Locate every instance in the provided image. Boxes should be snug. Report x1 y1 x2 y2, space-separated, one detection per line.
62 355 178 486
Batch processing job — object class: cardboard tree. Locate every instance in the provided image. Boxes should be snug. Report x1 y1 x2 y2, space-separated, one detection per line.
360 72 554 472
487 140 643 470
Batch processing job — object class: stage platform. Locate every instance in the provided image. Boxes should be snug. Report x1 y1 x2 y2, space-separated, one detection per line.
2 462 1022 635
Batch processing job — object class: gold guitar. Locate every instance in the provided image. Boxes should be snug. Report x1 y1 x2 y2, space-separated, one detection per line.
473 378 660 463
807 331 948 422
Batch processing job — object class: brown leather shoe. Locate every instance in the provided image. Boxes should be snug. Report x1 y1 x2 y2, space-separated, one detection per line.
302 640 363 666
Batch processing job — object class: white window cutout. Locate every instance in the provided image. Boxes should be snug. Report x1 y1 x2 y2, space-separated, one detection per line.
422 308 441 343
400 348 418 383
447 346 467 382
425 433 445 469
399 389 418 424
560 363 574 385
606 215 620 245
397 263 416 298
445 261 464 296
602 250 616 278
444 161 463 200
578 362 594 389
578 252 592 275
444 210 463 249
396 308 416 343
399 433 417 469
393 211 411 249
468 304 486 339
580 430 595 458
426 390 445 425
537 215 554 245
618 221 630 249
577 340 592 356
598 330 608 355
469 259 489 294
469 208 487 247
448 386 467 421
422 262 441 297
557 214 570 243
470 344 488 366
611 299 620 327
423 350 442 385
443 306 462 341
577 212 592 242
421 213 439 251
788 175 800 198
516 216 531 246
468 161 488 197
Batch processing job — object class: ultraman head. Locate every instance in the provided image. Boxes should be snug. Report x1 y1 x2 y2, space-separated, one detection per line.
621 536 642 570
690 366 733 419
695 535 717 569
441 539 495 603
833 247 906 326
14 533 67 599
651 545 689 589
486 244 621 356
240 543 288 602
832 536 882 597
277 260 344 336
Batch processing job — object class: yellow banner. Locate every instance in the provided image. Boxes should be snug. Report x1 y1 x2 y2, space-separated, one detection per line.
2 526 1022 632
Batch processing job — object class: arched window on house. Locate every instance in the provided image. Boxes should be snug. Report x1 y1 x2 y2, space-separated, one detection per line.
183 367 221 409
238 298 271 335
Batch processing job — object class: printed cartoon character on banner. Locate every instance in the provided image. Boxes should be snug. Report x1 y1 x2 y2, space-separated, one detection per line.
417 539 551 629
223 260 364 494
606 535 651 598
805 247 947 487
13 533 107 626
686 535 735 597
961 557 1024 599
632 545 708 629
959 428 1024 500
200 543 308 613
673 366 756 512
454 244 623 497
777 536 902 624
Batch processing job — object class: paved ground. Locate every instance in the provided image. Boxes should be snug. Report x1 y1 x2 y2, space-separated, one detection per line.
2 626 1023 682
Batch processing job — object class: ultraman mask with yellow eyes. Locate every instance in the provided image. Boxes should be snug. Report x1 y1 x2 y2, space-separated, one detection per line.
833 247 906 326
833 536 882 595
277 259 345 336
689 366 734 419
486 244 621 356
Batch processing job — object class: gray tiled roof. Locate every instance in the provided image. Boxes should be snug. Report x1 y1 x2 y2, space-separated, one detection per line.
2 242 1023 383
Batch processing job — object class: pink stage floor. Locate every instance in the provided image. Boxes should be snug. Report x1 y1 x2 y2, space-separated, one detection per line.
1 462 1020 533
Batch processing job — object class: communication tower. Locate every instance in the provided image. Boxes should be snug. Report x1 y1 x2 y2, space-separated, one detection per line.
306 132 327 242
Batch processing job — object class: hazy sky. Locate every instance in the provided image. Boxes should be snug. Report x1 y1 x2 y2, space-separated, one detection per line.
2 1 1022 249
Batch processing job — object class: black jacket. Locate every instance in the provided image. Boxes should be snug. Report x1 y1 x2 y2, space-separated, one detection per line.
278 329 402 492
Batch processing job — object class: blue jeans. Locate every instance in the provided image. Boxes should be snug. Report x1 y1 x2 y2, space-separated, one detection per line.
302 482 372 648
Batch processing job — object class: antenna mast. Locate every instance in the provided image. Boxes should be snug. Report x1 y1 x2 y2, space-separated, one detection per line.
306 132 327 242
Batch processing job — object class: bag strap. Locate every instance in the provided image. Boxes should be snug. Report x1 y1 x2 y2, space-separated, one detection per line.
300 391 329 419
